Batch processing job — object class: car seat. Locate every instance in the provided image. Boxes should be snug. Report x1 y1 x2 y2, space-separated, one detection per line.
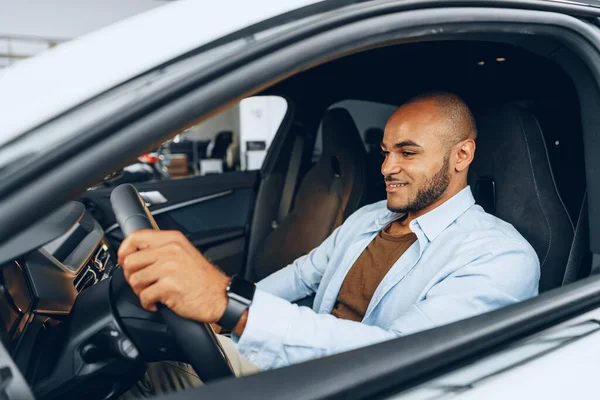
469 104 575 292
251 108 367 281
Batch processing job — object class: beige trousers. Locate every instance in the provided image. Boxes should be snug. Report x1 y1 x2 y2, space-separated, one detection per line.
120 335 260 398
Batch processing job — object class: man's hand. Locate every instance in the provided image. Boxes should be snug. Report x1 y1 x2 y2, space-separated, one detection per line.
117 230 231 325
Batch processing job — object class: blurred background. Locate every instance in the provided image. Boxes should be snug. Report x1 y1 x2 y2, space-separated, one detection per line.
0 0 169 69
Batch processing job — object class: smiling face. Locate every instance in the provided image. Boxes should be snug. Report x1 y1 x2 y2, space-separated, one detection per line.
381 94 476 216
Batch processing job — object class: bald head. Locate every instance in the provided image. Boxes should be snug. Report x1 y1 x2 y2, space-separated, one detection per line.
381 91 477 216
402 91 477 148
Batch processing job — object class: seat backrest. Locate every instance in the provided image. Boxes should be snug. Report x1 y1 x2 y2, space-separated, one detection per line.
251 108 367 281
365 127 384 152
209 131 233 159
469 105 574 292
562 192 590 285
364 127 386 204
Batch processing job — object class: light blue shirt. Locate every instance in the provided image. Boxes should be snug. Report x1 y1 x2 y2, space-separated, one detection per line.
235 186 540 370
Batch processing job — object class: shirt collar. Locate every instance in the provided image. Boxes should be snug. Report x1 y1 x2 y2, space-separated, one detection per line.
373 186 476 242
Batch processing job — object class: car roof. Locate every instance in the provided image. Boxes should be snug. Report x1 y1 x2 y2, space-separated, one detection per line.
0 0 336 145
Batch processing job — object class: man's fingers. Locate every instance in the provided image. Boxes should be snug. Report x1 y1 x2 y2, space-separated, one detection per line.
127 262 163 295
138 281 166 312
117 230 152 264
120 244 172 277
118 230 188 264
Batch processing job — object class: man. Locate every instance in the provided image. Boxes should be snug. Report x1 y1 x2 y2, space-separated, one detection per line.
119 92 540 395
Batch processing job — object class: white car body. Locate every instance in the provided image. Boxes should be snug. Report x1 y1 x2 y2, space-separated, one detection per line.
1 1 599 399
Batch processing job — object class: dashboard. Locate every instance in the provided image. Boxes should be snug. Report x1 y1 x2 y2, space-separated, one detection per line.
0 201 139 399
0 202 116 349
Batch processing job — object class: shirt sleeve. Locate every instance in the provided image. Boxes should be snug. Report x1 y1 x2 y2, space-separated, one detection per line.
236 239 540 370
255 224 344 303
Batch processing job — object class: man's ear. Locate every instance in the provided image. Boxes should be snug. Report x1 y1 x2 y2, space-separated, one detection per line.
454 139 476 172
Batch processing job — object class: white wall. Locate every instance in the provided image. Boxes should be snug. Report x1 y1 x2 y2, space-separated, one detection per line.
183 105 240 143
0 0 166 39
0 0 167 67
239 96 287 170
175 97 286 171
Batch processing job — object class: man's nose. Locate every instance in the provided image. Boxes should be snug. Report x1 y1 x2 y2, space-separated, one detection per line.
381 157 401 177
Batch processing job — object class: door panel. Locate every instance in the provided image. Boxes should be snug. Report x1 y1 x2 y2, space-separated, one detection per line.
80 171 259 276
163 188 253 234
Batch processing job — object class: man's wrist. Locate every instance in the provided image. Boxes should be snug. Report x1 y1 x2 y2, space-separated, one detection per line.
214 275 230 323
217 275 255 330
232 309 248 336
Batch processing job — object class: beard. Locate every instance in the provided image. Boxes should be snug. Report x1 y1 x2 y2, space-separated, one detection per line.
387 152 451 214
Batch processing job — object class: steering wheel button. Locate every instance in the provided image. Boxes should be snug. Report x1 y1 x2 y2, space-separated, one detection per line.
125 347 139 359
119 338 139 359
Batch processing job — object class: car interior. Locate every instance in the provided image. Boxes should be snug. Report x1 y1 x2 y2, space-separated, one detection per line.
0 33 594 399
250 39 588 290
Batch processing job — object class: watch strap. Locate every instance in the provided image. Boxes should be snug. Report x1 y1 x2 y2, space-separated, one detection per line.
218 296 250 331
217 276 255 331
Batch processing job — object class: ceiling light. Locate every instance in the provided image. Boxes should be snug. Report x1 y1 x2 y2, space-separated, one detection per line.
496 57 506 62
477 61 485 66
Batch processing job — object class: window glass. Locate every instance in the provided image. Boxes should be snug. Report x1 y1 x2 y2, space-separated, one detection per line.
239 96 288 171
121 96 287 183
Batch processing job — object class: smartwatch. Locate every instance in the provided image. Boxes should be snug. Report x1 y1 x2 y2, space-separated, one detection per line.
217 275 256 331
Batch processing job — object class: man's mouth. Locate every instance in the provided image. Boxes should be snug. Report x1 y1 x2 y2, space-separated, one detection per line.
386 182 408 192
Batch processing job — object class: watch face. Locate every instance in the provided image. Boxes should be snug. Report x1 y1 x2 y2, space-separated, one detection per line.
229 276 256 300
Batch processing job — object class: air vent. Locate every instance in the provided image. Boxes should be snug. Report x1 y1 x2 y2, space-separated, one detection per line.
74 268 97 293
94 245 109 272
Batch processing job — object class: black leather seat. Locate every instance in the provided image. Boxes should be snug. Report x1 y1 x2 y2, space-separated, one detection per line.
364 127 386 204
469 105 575 292
208 131 233 159
252 108 367 281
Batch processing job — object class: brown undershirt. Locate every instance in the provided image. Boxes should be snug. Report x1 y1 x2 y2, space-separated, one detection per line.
331 226 417 322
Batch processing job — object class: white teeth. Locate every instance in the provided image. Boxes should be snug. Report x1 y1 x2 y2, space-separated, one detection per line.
390 184 407 187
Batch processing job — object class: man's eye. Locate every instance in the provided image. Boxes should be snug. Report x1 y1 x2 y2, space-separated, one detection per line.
402 151 415 157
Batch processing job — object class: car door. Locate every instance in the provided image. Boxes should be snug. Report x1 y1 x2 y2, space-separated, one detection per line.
81 171 256 276
80 96 289 277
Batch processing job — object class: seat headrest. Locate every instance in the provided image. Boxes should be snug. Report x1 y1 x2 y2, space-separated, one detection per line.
470 104 573 291
320 108 365 157
365 127 384 146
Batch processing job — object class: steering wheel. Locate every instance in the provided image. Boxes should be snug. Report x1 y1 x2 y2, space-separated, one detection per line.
110 183 235 382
